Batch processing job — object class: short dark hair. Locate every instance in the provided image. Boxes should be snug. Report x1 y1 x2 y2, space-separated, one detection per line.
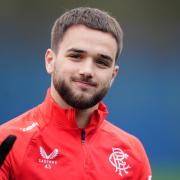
51 7 123 61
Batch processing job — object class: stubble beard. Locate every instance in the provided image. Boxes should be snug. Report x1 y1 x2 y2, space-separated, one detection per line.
53 73 110 110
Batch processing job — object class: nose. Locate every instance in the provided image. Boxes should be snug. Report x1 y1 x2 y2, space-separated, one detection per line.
78 59 94 78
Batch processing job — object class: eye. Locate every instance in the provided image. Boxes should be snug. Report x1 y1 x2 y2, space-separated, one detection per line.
96 59 110 68
68 54 82 61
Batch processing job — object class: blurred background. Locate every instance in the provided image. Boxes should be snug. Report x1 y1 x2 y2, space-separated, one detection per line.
0 0 179 179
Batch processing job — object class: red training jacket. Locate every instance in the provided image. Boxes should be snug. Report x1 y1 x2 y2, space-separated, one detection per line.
0 89 152 180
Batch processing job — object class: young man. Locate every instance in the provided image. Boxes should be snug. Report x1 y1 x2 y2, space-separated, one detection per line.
0 7 152 179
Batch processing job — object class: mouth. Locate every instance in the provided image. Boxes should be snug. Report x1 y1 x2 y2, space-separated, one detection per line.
73 80 97 87
71 77 97 89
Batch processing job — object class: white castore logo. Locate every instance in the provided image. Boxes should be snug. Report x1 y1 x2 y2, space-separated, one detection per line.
109 148 130 176
38 146 59 169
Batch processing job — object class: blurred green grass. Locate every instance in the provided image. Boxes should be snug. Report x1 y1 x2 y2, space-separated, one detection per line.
152 166 180 180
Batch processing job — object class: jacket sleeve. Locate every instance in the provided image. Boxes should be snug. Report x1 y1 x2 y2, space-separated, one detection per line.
140 150 152 180
0 134 16 180
135 138 152 180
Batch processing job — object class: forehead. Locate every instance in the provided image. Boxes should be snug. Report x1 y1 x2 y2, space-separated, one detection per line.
58 25 117 60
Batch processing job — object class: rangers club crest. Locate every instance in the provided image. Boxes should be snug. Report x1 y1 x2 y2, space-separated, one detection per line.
109 148 130 176
38 146 59 169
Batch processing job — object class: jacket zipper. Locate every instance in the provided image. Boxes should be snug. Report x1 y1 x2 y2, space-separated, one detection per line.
81 129 86 144
81 129 87 174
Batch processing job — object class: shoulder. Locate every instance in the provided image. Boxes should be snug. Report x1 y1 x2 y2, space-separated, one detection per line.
100 120 146 153
1 106 38 134
0 104 46 147
100 120 152 178
0 104 48 177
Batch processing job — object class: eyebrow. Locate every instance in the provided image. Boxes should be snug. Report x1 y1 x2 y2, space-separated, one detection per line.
66 48 113 63
66 48 85 53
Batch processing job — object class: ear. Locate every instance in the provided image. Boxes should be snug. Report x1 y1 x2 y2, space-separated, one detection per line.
45 49 56 74
110 65 119 87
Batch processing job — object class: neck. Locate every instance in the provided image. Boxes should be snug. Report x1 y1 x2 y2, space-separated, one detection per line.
50 85 99 128
76 105 98 128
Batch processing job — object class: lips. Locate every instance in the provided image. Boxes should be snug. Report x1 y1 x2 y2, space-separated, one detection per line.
73 81 97 90
71 77 97 87
73 80 96 87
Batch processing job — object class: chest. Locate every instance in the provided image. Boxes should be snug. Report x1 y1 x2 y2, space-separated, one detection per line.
14 129 142 180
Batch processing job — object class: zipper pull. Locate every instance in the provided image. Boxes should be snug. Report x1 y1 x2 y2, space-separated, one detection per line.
81 129 86 144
